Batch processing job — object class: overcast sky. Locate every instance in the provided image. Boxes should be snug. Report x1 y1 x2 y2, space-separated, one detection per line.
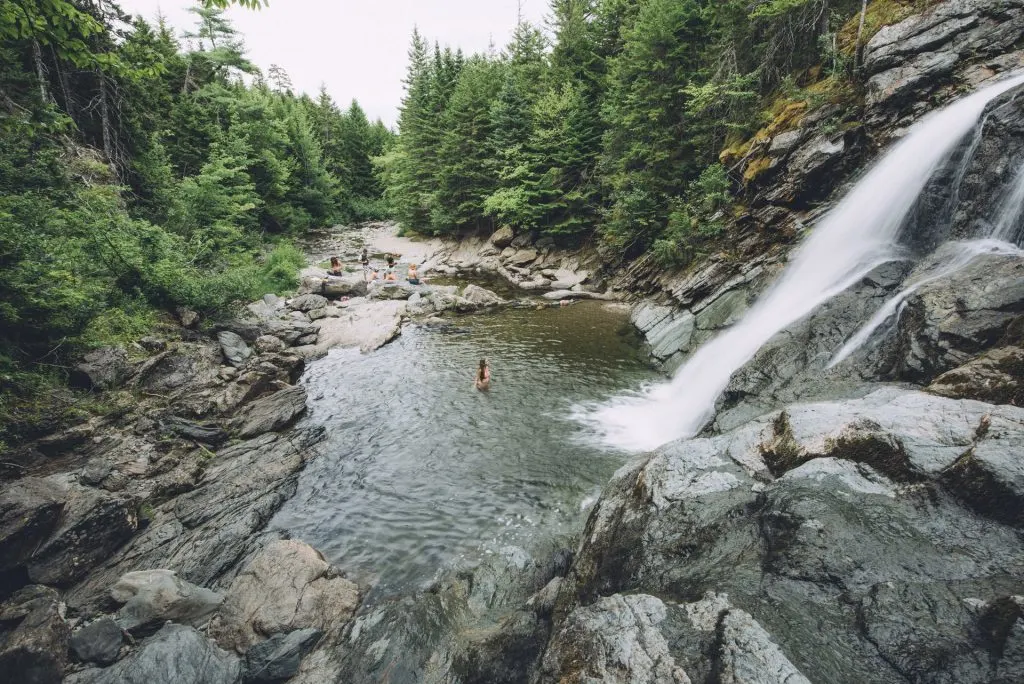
116 0 550 128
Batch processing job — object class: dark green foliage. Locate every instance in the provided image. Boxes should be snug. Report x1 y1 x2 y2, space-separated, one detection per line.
0 1 390 436
383 0 870 253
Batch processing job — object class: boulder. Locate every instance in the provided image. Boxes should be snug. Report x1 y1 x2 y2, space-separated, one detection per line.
138 336 166 352
175 307 200 329
232 386 307 439
110 569 224 634
510 233 534 249
322 275 367 298
490 226 515 249
509 248 538 266
253 335 286 355
928 346 1024 405
0 585 69 684
769 129 804 155
0 477 66 574
64 623 241 684
717 609 811 684
460 284 504 308
70 618 124 665
368 283 418 300
298 275 324 295
26 481 137 587
217 331 252 368
287 294 328 313
243 628 321 682
72 347 133 391
210 539 359 652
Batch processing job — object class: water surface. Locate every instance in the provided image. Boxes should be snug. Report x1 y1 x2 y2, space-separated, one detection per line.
272 301 656 596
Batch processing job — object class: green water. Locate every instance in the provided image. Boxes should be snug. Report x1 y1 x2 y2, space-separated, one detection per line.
272 300 657 595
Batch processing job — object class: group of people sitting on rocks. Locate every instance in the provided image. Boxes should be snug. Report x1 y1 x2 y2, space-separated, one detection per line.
327 250 421 285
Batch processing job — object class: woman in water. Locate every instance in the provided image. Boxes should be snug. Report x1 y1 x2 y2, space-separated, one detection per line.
475 358 491 391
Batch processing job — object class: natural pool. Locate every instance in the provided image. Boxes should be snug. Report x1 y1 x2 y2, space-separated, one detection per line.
271 300 658 596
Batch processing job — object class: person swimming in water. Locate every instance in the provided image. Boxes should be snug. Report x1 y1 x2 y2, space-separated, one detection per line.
475 358 491 391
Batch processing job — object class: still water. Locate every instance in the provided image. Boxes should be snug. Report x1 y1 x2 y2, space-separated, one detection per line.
271 301 657 596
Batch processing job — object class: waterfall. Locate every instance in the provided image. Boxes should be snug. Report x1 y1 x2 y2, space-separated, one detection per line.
578 73 1024 453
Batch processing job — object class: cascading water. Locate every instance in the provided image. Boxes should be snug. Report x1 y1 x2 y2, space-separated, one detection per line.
577 73 1024 453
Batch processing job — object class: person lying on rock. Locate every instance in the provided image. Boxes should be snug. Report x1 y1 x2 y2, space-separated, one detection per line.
329 256 343 276
407 263 420 285
475 358 491 391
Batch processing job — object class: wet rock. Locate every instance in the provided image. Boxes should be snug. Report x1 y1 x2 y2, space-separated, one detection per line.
70 618 124 665
928 345 1024 405
218 331 252 368
788 134 846 178
695 289 749 331
110 569 224 634
490 226 515 249
232 386 307 439
72 347 133 391
210 539 359 652
881 254 1024 383
942 424 1024 527
253 335 285 354
0 477 66 574
717 608 811 684
647 311 696 360
243 628 321 682
65 623 241 684
0 585 69 684
866 50 960 109
288 294 328 313
26 481 137 587
539 594 690 683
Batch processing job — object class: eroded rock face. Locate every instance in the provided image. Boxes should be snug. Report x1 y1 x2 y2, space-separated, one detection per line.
65 623 241 684
0 585 69 684
0 477 66 575
26 480 137 587
553 388 1024 684
72 347 133 391
231 386 307 439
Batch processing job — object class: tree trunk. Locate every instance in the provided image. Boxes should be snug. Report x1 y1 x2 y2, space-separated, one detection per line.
32 39 50 104
855 0 869 68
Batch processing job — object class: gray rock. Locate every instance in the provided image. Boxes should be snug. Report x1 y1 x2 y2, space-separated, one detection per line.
111 569 224 633
138 336 166 352
72 347 133 391
510 232 534 249
368 283 418 300
175 307 200 328
306 307 327 321
866 50 960 108
65 624 241 684
928 346 1024 405
253 335 286 354
232 386 307 439
70 618 124 665
647 312 696 360
490 226 515 249
210 539 359 653
288 294 328 313
0 585 69 684
0 476 66 574
243 628 321 682
218 331 252 368
695 289 748 331
460 284 504 308
508 248 538 266
539 594 690 683
162 417 228 445
322 275 367 298
26 481 137 587
788 133 846 177
717 609 811 684
631 302 675 334
769 129 804 155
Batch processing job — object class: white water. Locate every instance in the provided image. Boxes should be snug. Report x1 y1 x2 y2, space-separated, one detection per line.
993 161 1024 242
578 73 1024 453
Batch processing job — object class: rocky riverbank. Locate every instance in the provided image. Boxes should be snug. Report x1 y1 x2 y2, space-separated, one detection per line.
3 1 1024 682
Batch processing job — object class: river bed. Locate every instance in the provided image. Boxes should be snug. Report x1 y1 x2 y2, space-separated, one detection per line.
271 300 657 597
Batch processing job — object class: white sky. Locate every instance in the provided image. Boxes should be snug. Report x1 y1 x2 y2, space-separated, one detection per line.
116 0 550 128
